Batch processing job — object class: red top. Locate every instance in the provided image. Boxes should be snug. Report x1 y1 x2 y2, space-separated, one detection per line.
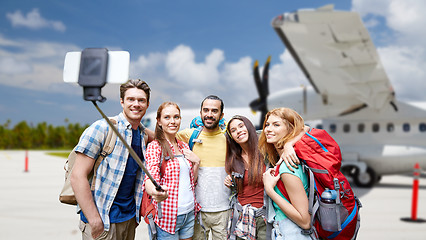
237 169 264 208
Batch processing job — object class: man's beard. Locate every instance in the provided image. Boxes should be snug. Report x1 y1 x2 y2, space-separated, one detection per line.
202 116 220 130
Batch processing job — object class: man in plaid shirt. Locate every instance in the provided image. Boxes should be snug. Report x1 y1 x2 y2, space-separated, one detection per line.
71 79 159 240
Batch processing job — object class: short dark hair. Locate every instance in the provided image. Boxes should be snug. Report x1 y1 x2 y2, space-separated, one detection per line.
201 95 224 114
120 79 151 101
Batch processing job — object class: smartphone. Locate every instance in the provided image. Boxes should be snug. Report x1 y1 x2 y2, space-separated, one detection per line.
63 50 130 84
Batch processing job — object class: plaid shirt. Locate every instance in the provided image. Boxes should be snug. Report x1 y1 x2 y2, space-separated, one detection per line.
229 204 258 240
75 112 146 231
145 139 201 234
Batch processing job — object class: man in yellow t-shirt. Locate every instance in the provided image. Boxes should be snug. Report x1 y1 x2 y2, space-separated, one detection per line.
177 95 230 240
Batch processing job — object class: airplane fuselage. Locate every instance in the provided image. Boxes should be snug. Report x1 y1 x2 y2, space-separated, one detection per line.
303 100 426 185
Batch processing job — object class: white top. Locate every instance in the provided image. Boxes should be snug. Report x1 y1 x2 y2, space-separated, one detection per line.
177 155 194 215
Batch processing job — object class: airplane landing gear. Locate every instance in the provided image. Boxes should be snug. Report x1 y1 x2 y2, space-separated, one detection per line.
354 167 378 188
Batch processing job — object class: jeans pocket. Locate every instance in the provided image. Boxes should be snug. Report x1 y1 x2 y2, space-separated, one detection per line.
94 231 108 240
78 221 86 232
272 222 283 240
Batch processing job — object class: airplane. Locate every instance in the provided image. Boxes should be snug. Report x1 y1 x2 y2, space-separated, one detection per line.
143 4 426 188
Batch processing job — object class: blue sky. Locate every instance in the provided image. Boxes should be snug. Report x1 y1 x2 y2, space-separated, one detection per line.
1 0 426 126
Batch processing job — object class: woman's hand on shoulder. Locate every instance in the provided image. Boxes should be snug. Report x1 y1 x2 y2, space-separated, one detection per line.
278 143 300 173
262 168 280 194
278 125 310 172
182 149 200 165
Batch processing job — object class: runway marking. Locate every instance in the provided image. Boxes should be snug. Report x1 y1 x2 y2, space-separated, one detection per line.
2 152 11 160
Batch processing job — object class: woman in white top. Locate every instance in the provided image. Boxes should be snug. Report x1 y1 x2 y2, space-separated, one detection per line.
145 102 201 240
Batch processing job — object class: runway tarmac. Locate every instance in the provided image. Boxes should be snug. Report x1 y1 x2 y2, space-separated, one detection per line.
1 150 425 239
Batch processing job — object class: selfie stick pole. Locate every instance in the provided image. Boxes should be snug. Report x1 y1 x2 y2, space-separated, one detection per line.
92 101 162 191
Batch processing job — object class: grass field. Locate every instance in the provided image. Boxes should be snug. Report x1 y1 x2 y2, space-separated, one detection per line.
46 151 70 158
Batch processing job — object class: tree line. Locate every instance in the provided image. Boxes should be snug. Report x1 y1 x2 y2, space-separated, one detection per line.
0 120 89 150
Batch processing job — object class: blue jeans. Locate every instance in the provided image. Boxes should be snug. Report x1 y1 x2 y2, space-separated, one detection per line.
156 210 195 239
272 218 311 240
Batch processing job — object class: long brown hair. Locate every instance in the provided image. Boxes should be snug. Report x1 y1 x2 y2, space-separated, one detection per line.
259 108 305 166
225 115 264 191
155 101 181 158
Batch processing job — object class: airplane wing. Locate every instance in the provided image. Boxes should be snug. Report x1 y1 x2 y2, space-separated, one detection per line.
272 4 395 113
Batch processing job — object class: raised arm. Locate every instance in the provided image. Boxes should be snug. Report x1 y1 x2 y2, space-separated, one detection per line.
279 125 310 172
263 168 311 229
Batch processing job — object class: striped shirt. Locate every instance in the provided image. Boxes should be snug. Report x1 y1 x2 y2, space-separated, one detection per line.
145 139 201 234
75 112 147 231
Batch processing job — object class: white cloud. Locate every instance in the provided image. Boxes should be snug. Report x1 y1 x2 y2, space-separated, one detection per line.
130 52 167 81
352 0 389 16
0 57 32 74
269 51 308 90
6 8 66 32
387 1 426 41
181 89 206 106
352 0 426 44
222 56 252 85
0 35 81 95
378 46 425 100
352 0 426 102
165 45 224 87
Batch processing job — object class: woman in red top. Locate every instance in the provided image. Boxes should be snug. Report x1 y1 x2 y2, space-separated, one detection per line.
223 115 267 240
145 102 201 240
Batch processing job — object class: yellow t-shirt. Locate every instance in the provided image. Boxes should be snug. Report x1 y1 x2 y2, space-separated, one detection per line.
177 127 230 212
177 127 226 168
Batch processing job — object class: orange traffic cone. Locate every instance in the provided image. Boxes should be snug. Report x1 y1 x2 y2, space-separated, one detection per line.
401 163 425 223
24 150 29 172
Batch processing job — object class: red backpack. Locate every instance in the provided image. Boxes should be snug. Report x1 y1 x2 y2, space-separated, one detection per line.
275 128 361 240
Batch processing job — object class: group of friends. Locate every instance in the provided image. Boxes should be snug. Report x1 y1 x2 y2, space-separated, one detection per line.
70 79 314 240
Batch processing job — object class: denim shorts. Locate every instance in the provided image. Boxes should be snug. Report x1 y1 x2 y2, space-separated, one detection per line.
272 218 311 240
156 210 195 240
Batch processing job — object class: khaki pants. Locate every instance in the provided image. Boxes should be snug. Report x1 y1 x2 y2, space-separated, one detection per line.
79 217 136 240
193 210 229 240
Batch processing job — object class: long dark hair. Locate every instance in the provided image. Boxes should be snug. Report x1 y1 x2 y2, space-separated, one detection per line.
155 101 181 158
225 115 263 191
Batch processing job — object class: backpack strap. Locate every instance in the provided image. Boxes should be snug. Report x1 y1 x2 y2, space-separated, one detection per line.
351 196 362 240
188 126 203 150
306 165 319 239
90 117 118 191
146 151 169 240
263 162 274 240
156 151 170 220
275 163 290 201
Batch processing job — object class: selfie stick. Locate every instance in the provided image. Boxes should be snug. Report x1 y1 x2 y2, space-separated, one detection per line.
91 101 163 191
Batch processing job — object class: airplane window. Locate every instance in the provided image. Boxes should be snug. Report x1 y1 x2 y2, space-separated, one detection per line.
329 124 336 133
372 123 380 132
387 123 394 132
343 124 350 133
403 123 410 132
316 124 323 129
420 123 426 132
358 123 365 133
